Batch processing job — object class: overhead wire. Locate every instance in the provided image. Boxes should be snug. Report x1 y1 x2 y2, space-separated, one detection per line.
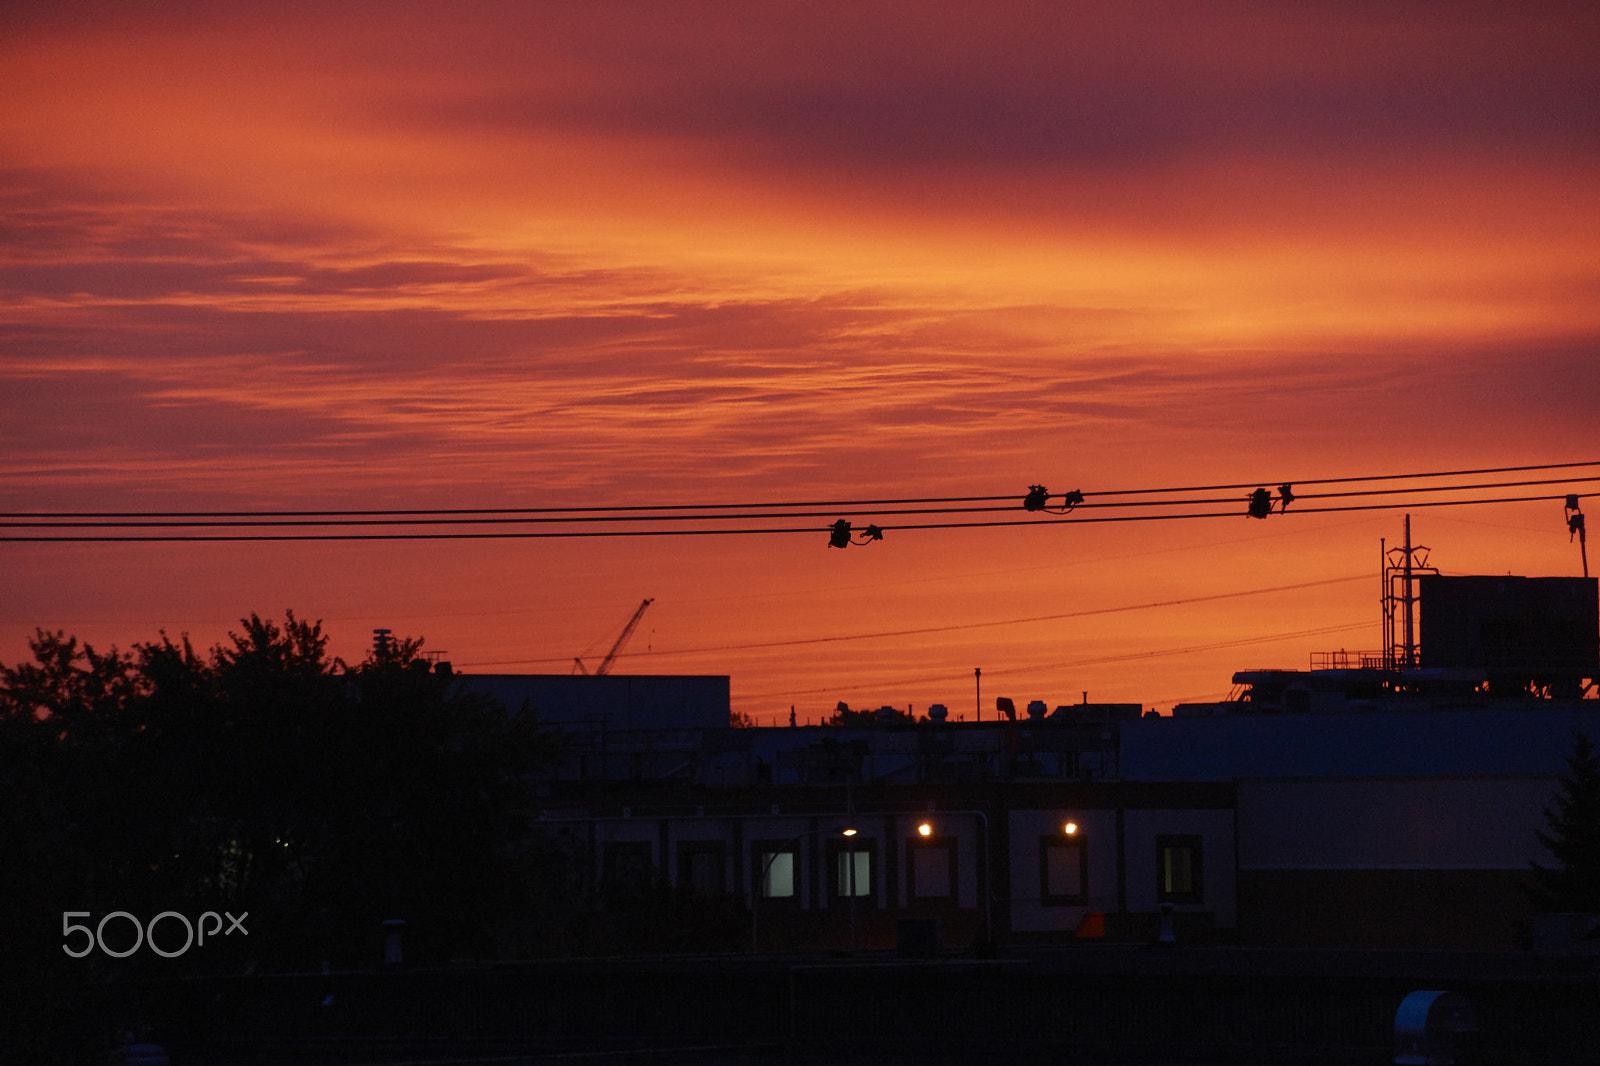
1 490 1589 540
14 462 1583 719
1 461 1592 541
739 620 1375 702
456 573 1373 667
4 474 1593 528
4 459 1596 520
1080 459 1600 496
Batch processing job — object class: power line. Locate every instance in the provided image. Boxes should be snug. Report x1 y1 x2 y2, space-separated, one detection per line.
457 574 1371 668
6 474 1593 530
2 489 1584 541
738 620 1373 702
1085 460 1600 496
5 460 1594 521
883 492 1588 532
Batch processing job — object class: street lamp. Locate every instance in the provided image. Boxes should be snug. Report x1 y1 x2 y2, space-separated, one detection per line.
919 810 992 949
752 826 855 953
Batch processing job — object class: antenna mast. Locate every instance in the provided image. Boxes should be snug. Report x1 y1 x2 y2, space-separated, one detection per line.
1383 515 1437 671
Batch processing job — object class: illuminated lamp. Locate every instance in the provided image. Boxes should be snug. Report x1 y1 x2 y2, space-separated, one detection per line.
842 828 858 837
1063 822 1078 836
917 823 933 837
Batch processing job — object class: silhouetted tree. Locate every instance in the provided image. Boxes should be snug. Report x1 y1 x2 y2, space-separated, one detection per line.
0 613 558 980
0 632 151 1062
0 631 153 926
326 633 560 963
1531 731 1600 913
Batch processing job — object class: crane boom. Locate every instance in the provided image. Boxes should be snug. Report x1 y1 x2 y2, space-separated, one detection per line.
595 597 653 676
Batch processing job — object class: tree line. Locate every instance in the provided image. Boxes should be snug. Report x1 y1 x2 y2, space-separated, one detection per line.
0 612 561 979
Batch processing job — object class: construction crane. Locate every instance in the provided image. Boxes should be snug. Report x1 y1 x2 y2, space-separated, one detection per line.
573 598 653 676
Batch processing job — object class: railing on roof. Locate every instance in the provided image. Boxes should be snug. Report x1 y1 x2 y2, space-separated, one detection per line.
1310 650 1394 670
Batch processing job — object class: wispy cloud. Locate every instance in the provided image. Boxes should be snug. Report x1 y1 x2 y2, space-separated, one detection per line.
1 5 1596 711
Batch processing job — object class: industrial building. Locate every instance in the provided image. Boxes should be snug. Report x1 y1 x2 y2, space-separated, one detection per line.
455 573 1598 953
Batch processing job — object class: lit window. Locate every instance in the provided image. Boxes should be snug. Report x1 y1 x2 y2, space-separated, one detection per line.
760 851 795 898
837 849 871 897
1163 847 1192 894
1156 834 1203 904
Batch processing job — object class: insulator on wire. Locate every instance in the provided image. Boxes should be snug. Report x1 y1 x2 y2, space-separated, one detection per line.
1571 512 1587 543
828 520 882 548
1023 484 1084 514
1278 483 1295 511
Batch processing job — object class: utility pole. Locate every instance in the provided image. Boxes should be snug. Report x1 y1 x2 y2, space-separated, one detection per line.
1566 495 1588 577
1380 536 1388 668
1402 514 1415 669
1383 516 1436 672
846 778 858 951
974 668 981 722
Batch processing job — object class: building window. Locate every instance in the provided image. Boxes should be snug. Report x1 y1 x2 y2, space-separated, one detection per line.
1040 836 1088 906
1156 834 1203 904
753 841 798 900
907 837 957 902
826 839 877 906
838 850 870 897
678 841 726 896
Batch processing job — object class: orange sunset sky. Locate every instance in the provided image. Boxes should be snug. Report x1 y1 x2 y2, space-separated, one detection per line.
2 3 1598 722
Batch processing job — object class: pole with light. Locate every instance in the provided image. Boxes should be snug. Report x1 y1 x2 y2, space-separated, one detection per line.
918 810 993 949
752 826 856 953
